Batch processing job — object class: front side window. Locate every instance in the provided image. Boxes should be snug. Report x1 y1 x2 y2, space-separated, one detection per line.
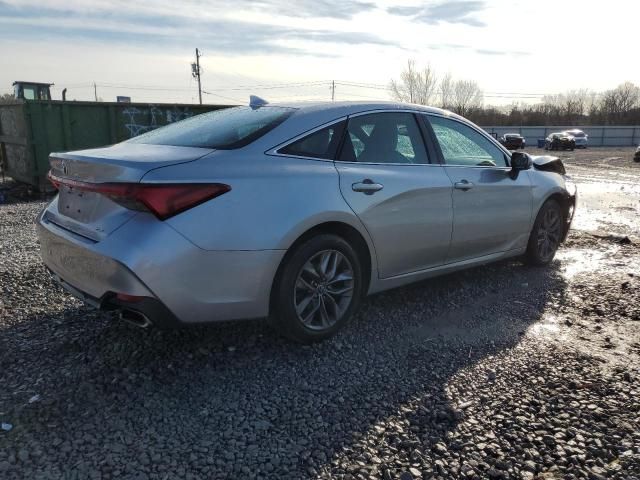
279 121 345 159
127 106 294 149
427 115 507 167
338 112 429 164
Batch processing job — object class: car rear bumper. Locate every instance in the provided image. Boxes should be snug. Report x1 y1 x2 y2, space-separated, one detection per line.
37 208 285 327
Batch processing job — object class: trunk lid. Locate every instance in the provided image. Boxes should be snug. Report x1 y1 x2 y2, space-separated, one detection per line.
44 143 214 241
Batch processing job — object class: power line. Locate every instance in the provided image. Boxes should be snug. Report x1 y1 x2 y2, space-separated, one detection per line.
201 90 244 103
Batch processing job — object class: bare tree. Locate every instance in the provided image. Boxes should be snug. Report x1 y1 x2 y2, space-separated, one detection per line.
615 81 640 112
450 79 483 116
390 60 438 105
0 93 14 104
439 73 453 109
598 82 640 122
564 89 590 118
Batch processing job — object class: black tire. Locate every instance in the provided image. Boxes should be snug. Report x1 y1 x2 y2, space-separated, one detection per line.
525 199 564 266
270 234 364 343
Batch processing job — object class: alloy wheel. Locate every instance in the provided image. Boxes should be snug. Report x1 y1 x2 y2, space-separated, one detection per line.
294 249 354 331
537 207 562 262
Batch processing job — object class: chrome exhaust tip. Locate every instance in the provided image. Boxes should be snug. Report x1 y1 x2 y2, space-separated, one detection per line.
119 309 152 329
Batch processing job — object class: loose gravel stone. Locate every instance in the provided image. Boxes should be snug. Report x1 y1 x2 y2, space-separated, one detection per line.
1 157 640 480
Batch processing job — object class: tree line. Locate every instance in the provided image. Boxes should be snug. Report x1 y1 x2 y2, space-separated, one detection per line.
390 60 640 126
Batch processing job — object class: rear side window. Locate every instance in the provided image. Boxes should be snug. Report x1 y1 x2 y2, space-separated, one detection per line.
279 121 346 159
338 112 429 164
127 106 294 149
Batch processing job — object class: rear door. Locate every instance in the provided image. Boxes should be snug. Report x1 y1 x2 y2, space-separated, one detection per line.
423 114 532 263
334 111 453 278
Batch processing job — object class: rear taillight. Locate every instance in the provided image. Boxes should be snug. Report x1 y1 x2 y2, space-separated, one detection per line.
47 172 230 220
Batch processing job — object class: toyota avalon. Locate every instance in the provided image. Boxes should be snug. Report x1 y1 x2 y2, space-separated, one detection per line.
38 100 576 342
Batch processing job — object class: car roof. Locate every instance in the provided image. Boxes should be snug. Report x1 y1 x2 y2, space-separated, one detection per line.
269 100 450 116
249 101 467 149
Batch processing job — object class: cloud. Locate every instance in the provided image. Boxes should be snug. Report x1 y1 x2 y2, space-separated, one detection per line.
474 48 530 56
424 43 529 56
0 1 393 56
0 0 376 20
388 1 487 27
387 5 422 16
249 0 377 19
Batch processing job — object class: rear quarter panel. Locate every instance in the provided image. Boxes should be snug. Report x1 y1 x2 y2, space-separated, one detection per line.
141 152 374 253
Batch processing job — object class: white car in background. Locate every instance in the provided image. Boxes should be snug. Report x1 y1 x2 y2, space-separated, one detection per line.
562 129 588 148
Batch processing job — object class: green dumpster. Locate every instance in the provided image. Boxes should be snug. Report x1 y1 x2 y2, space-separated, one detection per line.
0 100 232 191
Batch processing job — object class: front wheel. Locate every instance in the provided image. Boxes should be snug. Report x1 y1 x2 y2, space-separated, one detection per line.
525 199 564 266
271 234 363 343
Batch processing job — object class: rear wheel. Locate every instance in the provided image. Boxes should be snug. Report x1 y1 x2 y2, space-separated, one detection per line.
271 234 363 343
525 199 564 266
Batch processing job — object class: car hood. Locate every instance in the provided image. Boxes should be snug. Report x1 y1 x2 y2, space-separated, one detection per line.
531 155 565 174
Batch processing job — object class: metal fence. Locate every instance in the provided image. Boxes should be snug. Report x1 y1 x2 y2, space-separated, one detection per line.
0 100 230 190
481 125 640 147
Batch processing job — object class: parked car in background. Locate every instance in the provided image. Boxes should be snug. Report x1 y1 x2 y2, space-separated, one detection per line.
562 129 588 148
37 101 576 343
545 132 576 151
634 145 640 162
499 133 526 150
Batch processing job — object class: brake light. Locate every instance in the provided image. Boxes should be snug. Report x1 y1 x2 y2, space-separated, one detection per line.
47 171 230 220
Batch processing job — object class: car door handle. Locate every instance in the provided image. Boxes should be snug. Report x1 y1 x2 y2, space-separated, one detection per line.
352 179 383 195
454 180 474 191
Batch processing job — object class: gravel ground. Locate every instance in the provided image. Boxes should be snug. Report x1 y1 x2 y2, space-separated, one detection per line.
1 148 639 479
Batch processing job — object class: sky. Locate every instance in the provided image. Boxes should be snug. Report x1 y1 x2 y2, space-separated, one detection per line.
1 0 638 106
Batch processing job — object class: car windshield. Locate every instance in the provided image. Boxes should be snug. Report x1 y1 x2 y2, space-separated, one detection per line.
126 106 294 149
568 131 585 137
505 134 520 138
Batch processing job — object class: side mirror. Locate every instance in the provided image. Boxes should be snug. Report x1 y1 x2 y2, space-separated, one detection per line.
509 151 532 179
511 151 532 171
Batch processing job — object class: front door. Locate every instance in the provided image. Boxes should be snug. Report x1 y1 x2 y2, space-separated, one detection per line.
424 114 533 263
335 112 453 278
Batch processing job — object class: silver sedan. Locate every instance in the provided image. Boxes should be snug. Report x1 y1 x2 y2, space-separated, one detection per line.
37 101 576 342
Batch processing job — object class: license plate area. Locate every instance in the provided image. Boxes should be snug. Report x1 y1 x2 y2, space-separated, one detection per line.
58 187 102 222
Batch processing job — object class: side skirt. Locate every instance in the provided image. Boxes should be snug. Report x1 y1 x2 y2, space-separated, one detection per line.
367 248 526 295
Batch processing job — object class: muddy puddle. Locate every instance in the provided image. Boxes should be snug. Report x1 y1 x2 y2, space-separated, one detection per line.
526 231 639 369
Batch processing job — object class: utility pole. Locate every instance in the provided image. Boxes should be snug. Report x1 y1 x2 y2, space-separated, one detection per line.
331 80 335 101
191 48 202 105
93 82 98 102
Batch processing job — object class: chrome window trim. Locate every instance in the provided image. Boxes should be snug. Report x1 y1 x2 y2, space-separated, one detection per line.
267 109 437 165
266 107 514 168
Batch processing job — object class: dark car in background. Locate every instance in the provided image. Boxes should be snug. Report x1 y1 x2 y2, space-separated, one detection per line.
545 132 575 151
499 133 526 150
562 129 588 148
